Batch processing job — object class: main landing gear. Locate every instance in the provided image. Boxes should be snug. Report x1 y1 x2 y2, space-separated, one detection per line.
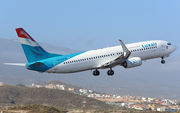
93 68 114 76
93 69 100 76
107 68 114 76
161 57 165 64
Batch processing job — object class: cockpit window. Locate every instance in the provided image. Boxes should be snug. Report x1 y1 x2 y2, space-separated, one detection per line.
167 43 171 45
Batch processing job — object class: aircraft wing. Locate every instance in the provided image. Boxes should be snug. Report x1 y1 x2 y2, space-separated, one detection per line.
99 40 131 69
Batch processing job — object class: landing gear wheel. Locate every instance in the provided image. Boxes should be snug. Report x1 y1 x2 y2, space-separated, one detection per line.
93 70 100 76
161 57 165 64
107 70 114 76
161 60 165 64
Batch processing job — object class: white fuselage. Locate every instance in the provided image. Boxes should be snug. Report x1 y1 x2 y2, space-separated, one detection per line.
46 40 176 73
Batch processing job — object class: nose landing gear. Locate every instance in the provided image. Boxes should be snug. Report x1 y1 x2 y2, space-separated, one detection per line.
161 57 165 64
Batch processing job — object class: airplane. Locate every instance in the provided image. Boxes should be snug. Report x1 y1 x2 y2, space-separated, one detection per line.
4 28 177 76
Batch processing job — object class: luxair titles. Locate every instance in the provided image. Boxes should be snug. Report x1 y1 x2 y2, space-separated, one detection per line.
141 42 157 48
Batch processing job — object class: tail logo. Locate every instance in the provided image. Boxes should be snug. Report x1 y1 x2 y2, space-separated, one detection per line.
20 30 32 44
16 28 35 42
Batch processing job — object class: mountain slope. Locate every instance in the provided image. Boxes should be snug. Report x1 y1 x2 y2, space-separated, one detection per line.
0 85 112 109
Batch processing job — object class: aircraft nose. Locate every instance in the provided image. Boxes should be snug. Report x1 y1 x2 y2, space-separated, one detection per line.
173 45 177 51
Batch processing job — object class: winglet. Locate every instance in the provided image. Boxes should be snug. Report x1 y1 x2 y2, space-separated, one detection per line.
119 40 129 52
119 39 131 59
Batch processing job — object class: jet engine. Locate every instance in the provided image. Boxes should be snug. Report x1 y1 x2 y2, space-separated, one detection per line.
122 57 142 68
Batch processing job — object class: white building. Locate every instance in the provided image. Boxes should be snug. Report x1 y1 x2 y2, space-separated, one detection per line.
55 85 65 90
79 89 88 94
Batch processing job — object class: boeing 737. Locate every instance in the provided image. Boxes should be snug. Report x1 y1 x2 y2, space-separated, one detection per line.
4 28 177 76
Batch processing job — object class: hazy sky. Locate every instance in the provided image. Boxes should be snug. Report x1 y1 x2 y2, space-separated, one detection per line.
0 0 179 55
0 1 180 98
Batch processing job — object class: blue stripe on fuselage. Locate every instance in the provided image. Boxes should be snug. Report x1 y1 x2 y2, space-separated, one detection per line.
26 51 86 72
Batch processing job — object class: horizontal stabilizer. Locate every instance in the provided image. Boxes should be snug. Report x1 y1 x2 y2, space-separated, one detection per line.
3 63 26 66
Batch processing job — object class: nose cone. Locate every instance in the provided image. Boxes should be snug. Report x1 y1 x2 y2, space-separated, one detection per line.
172 45 177 51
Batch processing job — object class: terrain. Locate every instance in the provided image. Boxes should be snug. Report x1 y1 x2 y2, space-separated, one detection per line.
0 85 111 109
6 104 64 113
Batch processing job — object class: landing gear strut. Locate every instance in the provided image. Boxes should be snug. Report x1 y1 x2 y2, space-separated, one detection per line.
107 68 114 76
161 57 165 64
93 69 100 76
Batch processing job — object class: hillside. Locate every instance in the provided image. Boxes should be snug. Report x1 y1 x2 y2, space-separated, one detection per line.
7 104 64 113
0 85 112 109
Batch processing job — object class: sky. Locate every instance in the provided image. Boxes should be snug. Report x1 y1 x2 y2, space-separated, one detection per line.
0 1 180 98
0 0 179 56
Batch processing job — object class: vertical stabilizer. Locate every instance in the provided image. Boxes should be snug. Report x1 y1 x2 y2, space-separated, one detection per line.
16 28 60 62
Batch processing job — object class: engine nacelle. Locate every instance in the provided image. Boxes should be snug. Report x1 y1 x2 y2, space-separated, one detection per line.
122 57 142 68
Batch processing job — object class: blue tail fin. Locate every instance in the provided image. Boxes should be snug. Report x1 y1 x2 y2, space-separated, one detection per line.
16 28 61 62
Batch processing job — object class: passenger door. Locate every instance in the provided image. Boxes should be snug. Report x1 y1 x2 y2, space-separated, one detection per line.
53 61 58 70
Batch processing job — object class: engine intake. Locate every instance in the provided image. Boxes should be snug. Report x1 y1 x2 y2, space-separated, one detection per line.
122 57 142 68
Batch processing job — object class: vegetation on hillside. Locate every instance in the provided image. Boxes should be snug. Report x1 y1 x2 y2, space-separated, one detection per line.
8 104 64 113
0 85 112 109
